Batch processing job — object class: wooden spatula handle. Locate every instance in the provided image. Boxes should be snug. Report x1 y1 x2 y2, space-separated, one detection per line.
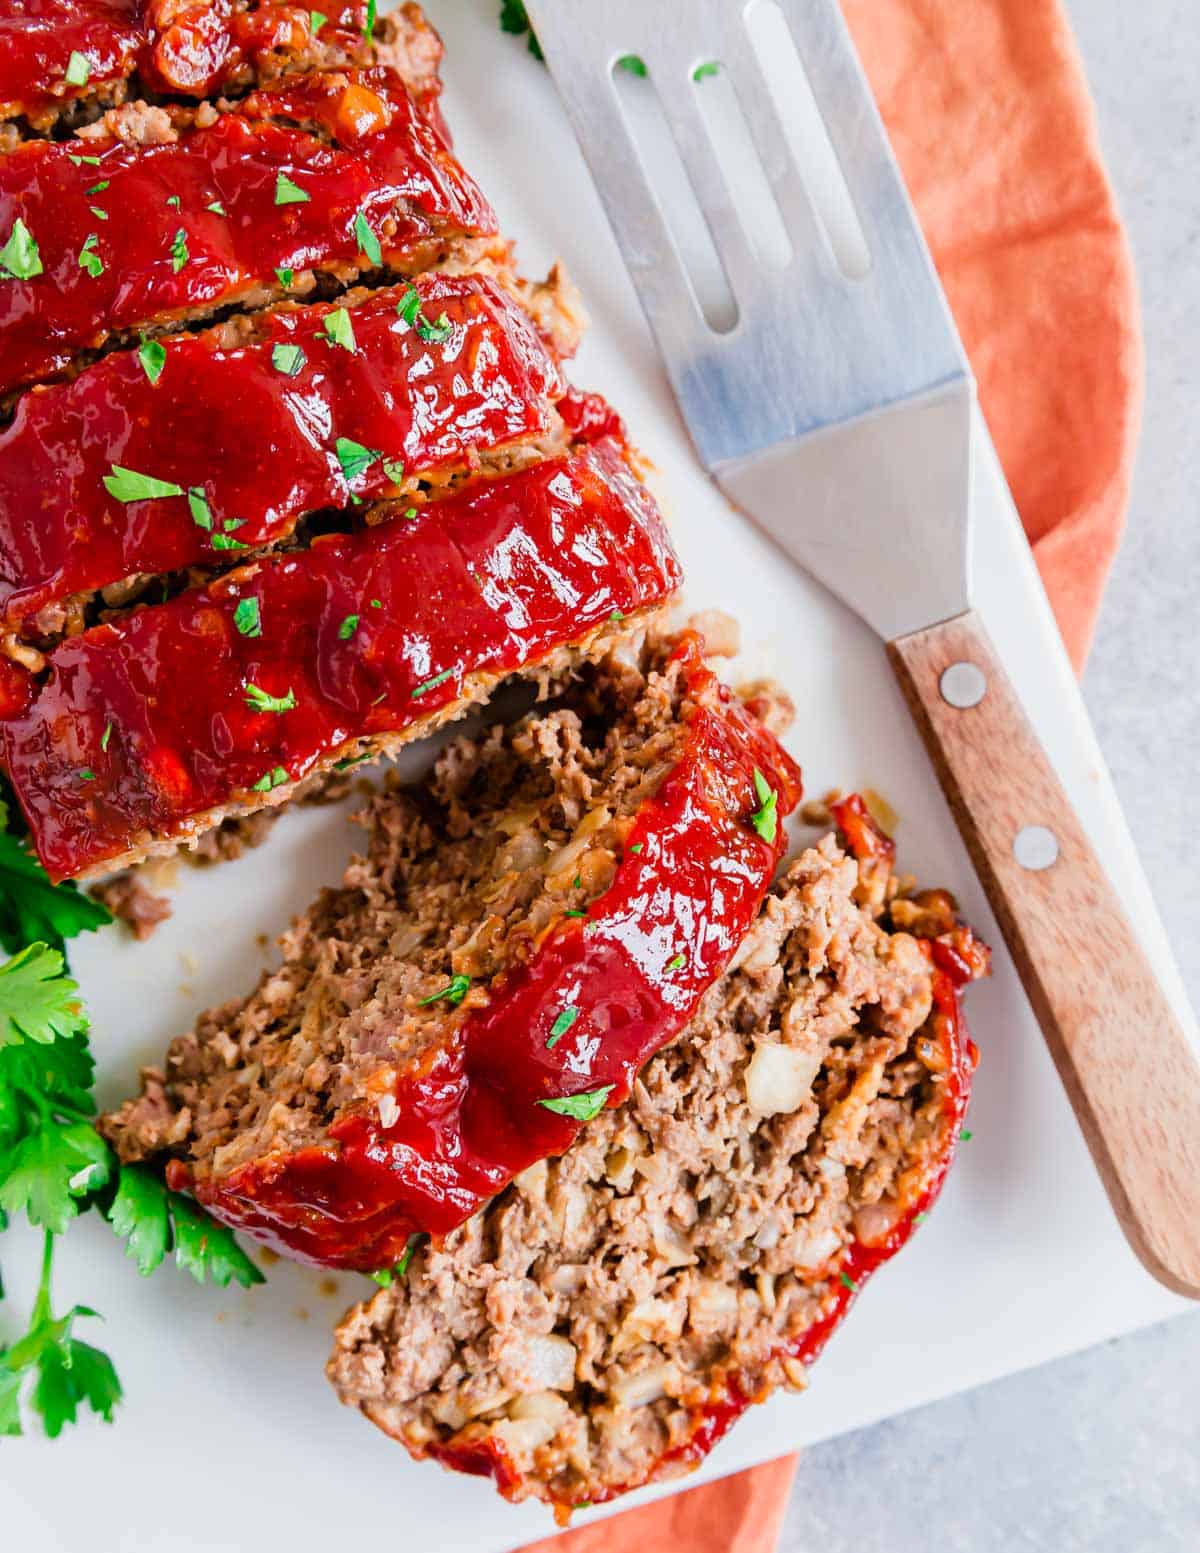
888 608 1200 1299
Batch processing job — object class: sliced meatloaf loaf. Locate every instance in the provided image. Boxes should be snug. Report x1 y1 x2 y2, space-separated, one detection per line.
0 1 443 140
99 630 804 1266
0 272 570 648
0 438 683 879
0 65 498 398
327 795 988 1516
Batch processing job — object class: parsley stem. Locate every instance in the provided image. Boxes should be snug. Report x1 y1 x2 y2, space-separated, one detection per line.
32 1230 56 1327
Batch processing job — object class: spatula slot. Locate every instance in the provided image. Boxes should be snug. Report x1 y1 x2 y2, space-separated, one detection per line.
745 0 872 280
691 61 794 275
611 56 739 333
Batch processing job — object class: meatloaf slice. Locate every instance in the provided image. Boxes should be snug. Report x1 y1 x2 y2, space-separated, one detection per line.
0 438 683 880
0 1 442 138
98 630 804 1267
327 796 988 1517
0 66 498 398
0 272 568 648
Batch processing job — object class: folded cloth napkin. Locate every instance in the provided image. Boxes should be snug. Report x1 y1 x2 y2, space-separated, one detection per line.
522 0 1142 1549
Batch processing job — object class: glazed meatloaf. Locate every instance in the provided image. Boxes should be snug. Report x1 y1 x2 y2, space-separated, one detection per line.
100 631 804 1266
327 796 989 1515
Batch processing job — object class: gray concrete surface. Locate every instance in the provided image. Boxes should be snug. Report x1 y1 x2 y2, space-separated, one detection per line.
779 6 1200 1549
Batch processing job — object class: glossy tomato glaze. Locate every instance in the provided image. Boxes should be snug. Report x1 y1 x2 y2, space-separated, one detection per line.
0 67 496 396
0 438 682 880
0 2 390 126
0 273 564 633
432 793 987 1517
162 631 803 1268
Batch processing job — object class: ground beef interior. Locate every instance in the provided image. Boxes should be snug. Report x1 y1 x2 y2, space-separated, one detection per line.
327 830 987 1515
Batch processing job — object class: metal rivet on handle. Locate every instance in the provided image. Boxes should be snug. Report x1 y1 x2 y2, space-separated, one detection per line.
939 661 987 709
1014 825 1059 871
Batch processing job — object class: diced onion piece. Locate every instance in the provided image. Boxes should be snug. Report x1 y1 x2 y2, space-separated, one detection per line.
744 1041 821 1116
522 1333 578 1392
609 1361 677 1410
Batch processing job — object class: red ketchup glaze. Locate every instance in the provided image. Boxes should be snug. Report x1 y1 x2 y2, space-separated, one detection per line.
0 274 564 634
436 794 987 1517
0 67 496 397
0 3 397 126
167 631 802 1268
0 438 684 880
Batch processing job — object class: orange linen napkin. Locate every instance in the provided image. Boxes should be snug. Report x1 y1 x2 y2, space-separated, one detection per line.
522 1 1142 1550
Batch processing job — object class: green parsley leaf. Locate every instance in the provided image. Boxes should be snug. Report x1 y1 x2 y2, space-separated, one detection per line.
363 0 376 38
370 1266 393 1287
64 51 91 86
750 767 778 844
322 306 356 352
839 1270 859 1293
35 1333 121 1437
960 1129 973 1141
310 10 326 32
275 265 295 287
67 153 101 166
616 54 647 76
274 172 310 206
369 598 382 608
498 0 543 59
0 945 87 1050
395 1234 419 1276
693 61 720 82
403 506 417 519
628 842 643 855
243 683 296 714
337 614 359 640
232 597 261 638
210 533 247 551
396 284 453 344
78 770 95 783
103 465 184 503
0 838 109 957
90 206 108 221
418 974 471 1008
106 1165 170 1275
186 487 212 530
85 180 110 196
914 1211 929 1224
0 1124 111 1233
537 1085 613 1122
100 722 113 752
206 200 226 215
271 341 306 377
169 227 188 272
609 608 625 622
165 195 181 210
381 457 405 485
77 233 103 278
666 953 686 972
353 209 382 266
335 436 379 483
545 1006 578 1049
250 767 288 793
169 1191 265 1288
411 667 454 699
137 336 166 384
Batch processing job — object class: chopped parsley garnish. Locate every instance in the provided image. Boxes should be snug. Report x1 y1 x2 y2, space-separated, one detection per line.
337 614 359 640
0 218 43 281
274 172 310 206
914 1212 929 1224
403 506 417 519
166 195 180 210
499 0 543 59
250 767 288 792
335 436 379 483
749 767 778 844
666 954 686 972
616 53 647 76
271 342 306 377
186 487 212 530
243 684 296 714
353 209 382 266
564 909 587 918
232 597 262 638
78 770 95 782
322 307 356 352
382 458 405 485
363 0 377 38
411 667 454 698
545 1006 579 1049
839 1271 858 1293
609 608 625 622
418 974 471 1008
310 10 326 32
210 533 248 551
693 61 720 81
369 598 382 608
275 266 295 287
90 206 108 221
206 200 226 215
77 234 103 278
100 722 113 752
64 52 91 87
628 842 643 855
104 466 184 503
85 180 109 196
396 285 452 344
960 1129 973 1141
538 1085 613 1122
371 1235 418 1285
137 337 166 384
169 227 188 272
67 153 102 166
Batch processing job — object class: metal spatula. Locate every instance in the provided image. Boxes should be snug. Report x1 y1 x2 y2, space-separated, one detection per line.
524 0 1200 1297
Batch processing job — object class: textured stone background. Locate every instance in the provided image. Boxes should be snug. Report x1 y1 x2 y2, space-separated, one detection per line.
779 5 1200 1547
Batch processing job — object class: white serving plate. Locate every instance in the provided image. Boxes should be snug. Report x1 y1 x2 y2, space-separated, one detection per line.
2 7 1195 1549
